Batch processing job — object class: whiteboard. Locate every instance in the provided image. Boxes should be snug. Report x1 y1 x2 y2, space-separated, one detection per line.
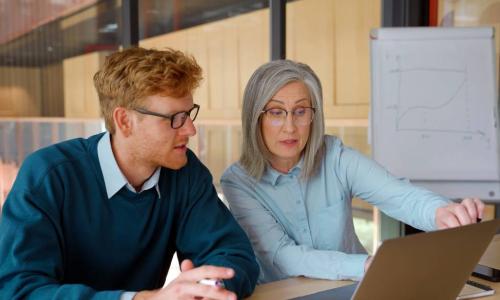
370 27 500 201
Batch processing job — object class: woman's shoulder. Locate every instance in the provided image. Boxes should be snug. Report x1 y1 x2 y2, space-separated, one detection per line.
221 161 251 183
323 134 346 158
324 134 342 148
322 134 366 166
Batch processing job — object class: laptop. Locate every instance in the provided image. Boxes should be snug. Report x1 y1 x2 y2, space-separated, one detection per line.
292 218 500 300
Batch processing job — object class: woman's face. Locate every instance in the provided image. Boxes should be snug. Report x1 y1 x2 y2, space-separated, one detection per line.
260 81 314 172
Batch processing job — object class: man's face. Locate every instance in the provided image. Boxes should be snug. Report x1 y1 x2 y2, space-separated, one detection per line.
130 93 197 170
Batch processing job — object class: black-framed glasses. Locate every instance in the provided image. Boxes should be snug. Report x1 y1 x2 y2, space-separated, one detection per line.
261 107 316 127
133 104 200 129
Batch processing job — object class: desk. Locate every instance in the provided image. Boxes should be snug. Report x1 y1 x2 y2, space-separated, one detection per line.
248 234 500 299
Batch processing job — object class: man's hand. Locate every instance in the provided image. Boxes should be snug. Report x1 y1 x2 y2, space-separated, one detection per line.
435 198 485 229
134 259 236 300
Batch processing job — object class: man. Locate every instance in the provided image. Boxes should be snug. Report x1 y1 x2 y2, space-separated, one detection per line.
0 47 259 299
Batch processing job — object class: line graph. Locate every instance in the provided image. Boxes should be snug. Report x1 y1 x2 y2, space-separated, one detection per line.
383 55 485 138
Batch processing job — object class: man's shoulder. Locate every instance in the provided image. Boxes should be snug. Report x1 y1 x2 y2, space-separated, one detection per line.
26 134 100 166
16 133 103 188
179 148 206 174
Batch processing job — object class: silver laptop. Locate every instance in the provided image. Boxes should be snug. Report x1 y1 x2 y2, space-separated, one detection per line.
292 219 500 300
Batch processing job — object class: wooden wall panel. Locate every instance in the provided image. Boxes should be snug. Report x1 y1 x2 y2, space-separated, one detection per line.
140 9 269 120
63 55 85 116
237 11 269 104
287 0 380 119
287 0 335 111
63 51 106 118
40 63 64 117
334 0 379 106
204 20 240 117
139 0 379 121
0 66 41 117
185 29 209 117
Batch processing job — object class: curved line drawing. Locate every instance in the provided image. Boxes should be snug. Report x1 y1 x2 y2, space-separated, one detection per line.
396 76 466 126
387 56 480 136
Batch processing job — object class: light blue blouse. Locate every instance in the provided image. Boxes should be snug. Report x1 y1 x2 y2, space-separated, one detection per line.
220 135 450 283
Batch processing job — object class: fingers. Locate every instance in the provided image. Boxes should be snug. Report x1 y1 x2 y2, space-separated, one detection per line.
180 265 235 282
473 198 485 219
179 282 236 300
153 281 236 300
452 203 472 225
436 198 486 229
181 259 195 272
157 264 237 300
461 198 478 221
436 207 460 229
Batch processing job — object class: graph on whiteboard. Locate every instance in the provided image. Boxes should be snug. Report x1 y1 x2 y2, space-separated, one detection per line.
379 44 495 147
386 54 490 147
372 41 498 181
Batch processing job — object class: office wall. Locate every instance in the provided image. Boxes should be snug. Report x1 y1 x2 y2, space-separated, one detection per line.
287 0 379 119
41 63 64 117
63 51 107 118
61 0 380 123
0 66 42 117
140 0 380 121
438 0 500 80
140 9 268 121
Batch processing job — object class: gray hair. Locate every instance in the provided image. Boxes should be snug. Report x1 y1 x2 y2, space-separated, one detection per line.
240 59 325 180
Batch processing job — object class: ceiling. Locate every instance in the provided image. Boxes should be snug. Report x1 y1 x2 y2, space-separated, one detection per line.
0 0 270 68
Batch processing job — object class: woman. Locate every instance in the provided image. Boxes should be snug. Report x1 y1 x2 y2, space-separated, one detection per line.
220 59 484 283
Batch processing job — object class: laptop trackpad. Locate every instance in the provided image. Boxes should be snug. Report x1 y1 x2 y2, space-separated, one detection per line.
290 283 359 300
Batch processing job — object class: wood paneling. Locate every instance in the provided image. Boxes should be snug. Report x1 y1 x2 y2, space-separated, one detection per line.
287 0 380 119
63 51 106 118
41 63 64 117
140 9 269 120
140 0 379 121
0 66 41 116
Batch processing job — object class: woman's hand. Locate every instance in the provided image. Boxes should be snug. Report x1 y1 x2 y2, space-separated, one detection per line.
435 198 485 229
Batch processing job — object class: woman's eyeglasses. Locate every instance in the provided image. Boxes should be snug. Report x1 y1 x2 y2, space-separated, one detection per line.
261 107 315 127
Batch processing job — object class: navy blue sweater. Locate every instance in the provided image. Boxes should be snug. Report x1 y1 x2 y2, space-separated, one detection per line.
0 133 259 299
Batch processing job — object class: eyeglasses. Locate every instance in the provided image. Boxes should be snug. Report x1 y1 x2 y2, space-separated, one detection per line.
133 104 200 129
261 107 315 127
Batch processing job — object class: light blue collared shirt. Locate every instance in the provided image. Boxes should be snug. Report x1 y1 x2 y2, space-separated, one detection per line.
97 132 161 300
97 132 161 199
221 135 450 283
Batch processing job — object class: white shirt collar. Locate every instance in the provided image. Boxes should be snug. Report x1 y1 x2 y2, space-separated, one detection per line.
97 132 161 199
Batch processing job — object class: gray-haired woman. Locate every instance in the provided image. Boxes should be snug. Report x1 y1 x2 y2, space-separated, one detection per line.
220 59 484 284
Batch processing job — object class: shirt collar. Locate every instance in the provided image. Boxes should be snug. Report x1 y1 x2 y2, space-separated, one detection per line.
97 132 161 199
262 157 304 186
